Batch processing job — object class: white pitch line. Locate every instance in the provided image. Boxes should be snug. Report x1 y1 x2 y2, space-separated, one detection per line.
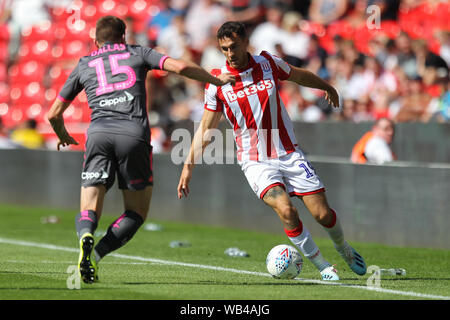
1 237 449 300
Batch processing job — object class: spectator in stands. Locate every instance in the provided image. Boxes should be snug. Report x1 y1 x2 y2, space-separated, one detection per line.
436 81 450 122
351 117 396 164
147 0 188 44
0 116 21 149
200 31 227 71
305 34 328 70
436 31 450 68
157 14 191 59
395 32 417 79
423 79 450 123
370 37 398 71
226 0 266 29
410 40 449 102
345 0 370 28
308 0 348 25
184 0 226 53
5 0 50 62
278 11 310 67
10 118 45 149
334 98 356 121
394 76 432 122
250 3 285 55
353 96 374 122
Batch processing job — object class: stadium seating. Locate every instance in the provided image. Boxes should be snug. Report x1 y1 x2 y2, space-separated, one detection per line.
0 0 447 151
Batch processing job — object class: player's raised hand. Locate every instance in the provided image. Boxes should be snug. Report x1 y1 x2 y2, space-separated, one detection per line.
216 73 236 86
177 167 192 199
324 86 339 108
57 135 79 151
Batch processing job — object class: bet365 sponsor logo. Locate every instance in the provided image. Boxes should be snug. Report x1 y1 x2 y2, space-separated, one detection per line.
225 80 273 102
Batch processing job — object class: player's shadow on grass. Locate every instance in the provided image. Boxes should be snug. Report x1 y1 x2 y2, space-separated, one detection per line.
0 271 66 275
0 287 71 290
122 280 321 286
381 277 450 281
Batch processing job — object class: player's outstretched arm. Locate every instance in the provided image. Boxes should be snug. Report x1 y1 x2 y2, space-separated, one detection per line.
47 99 79 150
287 66 339 108
162 57 235 87
177 110 222 199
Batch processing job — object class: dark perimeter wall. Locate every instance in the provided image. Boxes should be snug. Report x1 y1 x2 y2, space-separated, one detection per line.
0 149 448 249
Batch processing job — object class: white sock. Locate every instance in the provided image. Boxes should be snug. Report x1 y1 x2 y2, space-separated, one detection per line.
94 249 101 264
285 222 331 272
323 209 345 250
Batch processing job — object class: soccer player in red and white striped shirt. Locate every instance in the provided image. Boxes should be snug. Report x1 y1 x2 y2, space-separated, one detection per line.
177 21 366 280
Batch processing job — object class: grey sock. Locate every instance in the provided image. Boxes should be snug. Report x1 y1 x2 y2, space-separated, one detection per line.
94 210 144 260
75 210 98 239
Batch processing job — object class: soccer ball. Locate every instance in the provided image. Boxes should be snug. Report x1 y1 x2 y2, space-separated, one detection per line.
266 244 303 279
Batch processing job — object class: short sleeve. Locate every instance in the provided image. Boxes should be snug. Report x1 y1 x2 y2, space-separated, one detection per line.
204 83 223 113
141 46 167 70
58 61 83 102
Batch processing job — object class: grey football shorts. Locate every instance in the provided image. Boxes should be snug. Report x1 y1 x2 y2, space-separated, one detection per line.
81 132 153 191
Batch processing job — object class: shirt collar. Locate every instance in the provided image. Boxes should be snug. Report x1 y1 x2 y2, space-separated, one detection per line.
226 53 256 73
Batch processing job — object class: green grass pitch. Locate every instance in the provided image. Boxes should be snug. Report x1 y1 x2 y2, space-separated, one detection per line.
0 203 449 301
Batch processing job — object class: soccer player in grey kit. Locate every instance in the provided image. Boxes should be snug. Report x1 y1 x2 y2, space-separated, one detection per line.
47 16 235 283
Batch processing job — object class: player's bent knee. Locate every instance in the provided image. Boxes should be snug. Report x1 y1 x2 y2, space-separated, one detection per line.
122 186 152 220
314 207 334 226
277 205 298 225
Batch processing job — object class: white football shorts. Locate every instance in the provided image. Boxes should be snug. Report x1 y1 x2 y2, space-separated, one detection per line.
241 148 325 199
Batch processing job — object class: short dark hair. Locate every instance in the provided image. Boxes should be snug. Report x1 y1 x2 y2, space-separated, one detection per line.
217 21 247 40
95 16 126 45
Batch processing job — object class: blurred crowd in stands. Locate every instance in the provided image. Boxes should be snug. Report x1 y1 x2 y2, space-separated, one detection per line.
0 0 449 151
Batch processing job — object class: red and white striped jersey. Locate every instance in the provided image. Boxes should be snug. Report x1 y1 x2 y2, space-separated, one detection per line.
204 51 298 163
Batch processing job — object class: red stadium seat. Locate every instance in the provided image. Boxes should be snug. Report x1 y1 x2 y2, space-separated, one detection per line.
95 0 130 19
1 105 25 128
327 20 354 40
9 61 47 84
97 0 117 15
379 21 401 39
0 24 9 42
0 83 9 103
62 40 89 60
0 102 8 119
62 103 84 123
0 41 8 63
129 0 149 20
21 21 54 43
9 85 23 105
11 82 46 105
49 5 73 24
17 40 52 62
25 82 46 103
81 4 98 22
11 103 47 123
48 66 73 87
44 87 58 106
299 21 326 37
0 62 6 83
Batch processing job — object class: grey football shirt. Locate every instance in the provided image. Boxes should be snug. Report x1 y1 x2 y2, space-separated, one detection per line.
58 43 167 143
